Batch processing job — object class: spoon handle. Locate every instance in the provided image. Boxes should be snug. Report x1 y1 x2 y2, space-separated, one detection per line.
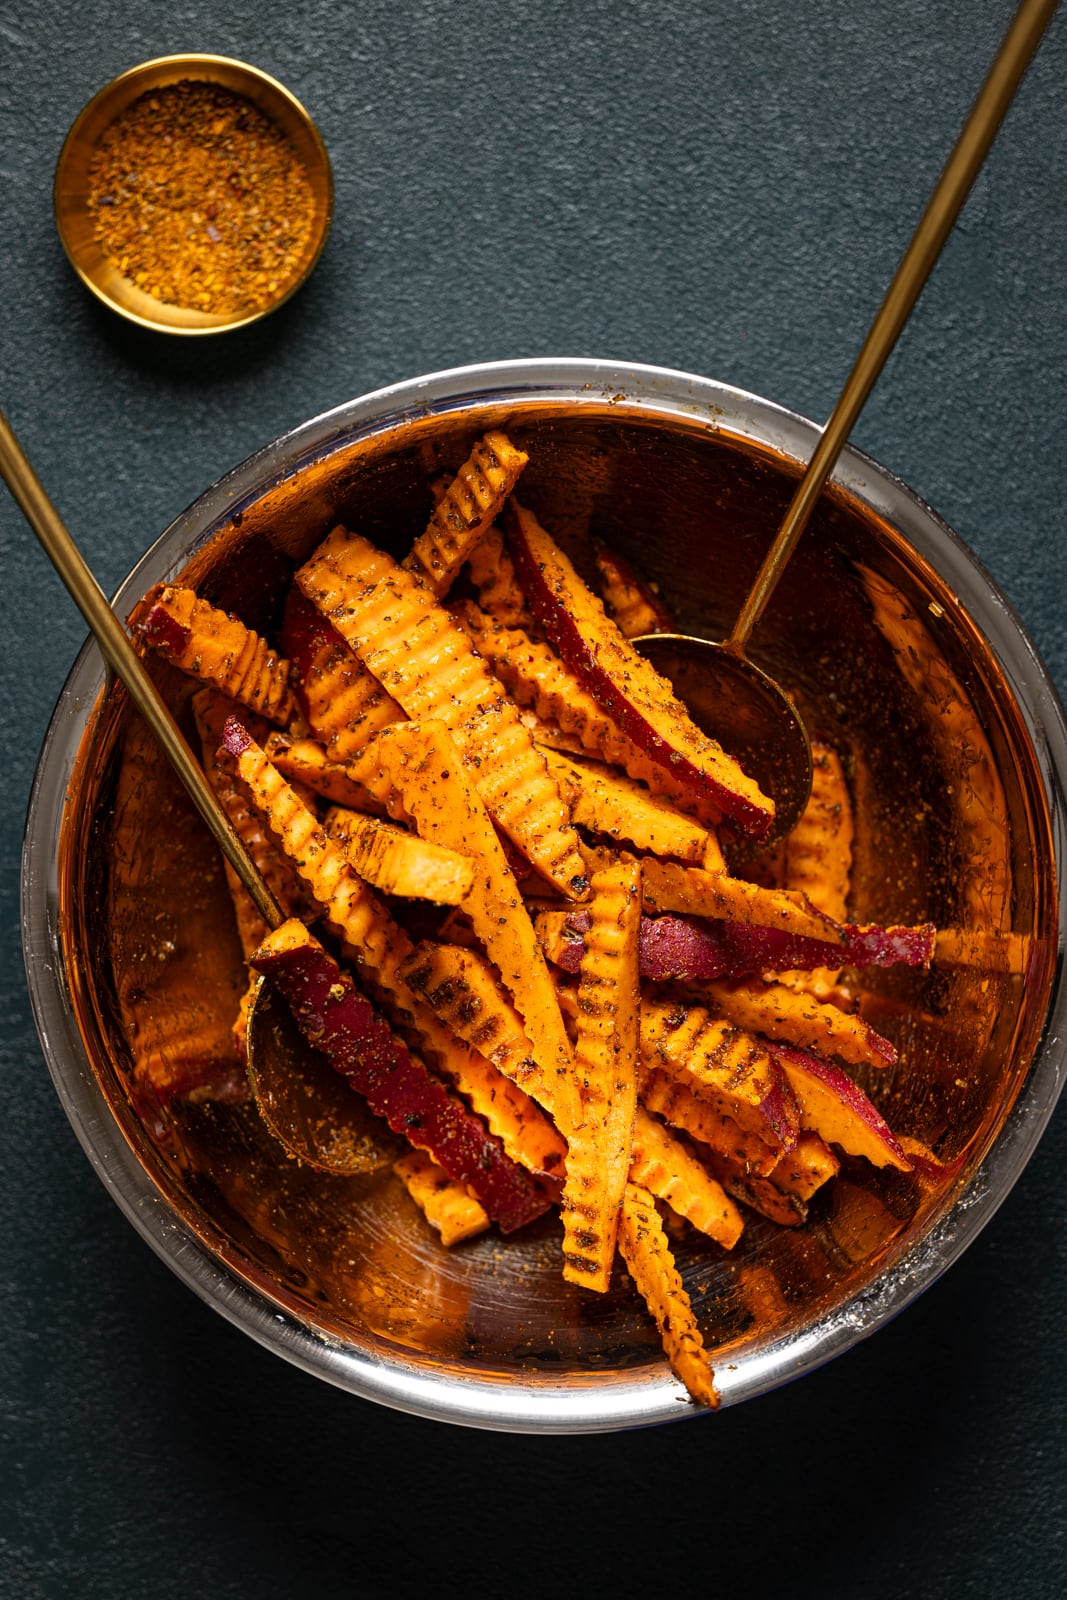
0 406 282 929
729 0 1060 652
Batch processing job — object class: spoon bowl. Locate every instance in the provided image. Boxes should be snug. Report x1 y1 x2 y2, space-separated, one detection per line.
634 633 814 842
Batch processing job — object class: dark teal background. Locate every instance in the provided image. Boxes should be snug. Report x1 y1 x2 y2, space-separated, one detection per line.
2 3 1065 1595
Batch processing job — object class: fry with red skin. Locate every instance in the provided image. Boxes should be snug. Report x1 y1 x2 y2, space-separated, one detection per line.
617 1182 719 1407
297 529 589 899
768 1041 913 1172
393 1150 490 1247
403 430 528 595
593 539 675 637
561 855 642 1293
639 860 843 944
703 1131 840 1228
249 919 551 1232
504 499 774 839
131 583 295 724
451 600 723 826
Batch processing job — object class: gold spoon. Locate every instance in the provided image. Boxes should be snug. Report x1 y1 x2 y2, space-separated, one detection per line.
0 408 396 1175
638 0 1059 842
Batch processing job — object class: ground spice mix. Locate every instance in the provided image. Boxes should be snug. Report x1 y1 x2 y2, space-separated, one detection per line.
87 79 317 316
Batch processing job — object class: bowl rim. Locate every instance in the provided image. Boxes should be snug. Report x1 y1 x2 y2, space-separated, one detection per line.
20 356 1067 1432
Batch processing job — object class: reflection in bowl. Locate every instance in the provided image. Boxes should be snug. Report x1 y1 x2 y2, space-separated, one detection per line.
22 360 1065 1432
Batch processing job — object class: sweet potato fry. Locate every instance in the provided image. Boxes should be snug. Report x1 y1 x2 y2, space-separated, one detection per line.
639 859 843 944
560 855 642 1292
403 430 528 595
131 583 295 725
617 1182 719 1407
704 977 897 1070
250 919 550 1232
641 996 800 1158
360 719 579 1118
540 746 720 865
296 529 589 898
280 586 406 760
262 730 391 814
628 1107 744 1248
451 600 723 825
393 1150 490 1247
397 939 576 1129
638 1067 781 1173
466 525 530 625
592 539 675 637
325 805 474 905
504 499 774 839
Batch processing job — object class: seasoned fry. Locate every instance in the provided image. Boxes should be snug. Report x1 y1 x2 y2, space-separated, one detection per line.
465 524 530 624
541 746 719 865
593 539 674 637
640 859 843 943
280 586 406 761
131 583 295 724
628 1108 744 1248
393 1150 490 1247
297 529 589 898
705 977 896 1070
403 430 528 595
325 805 474 905
361 719 580 1119
262 730 391 814
397 939 573 1127
618 1182 719 1407
560 855 642 1292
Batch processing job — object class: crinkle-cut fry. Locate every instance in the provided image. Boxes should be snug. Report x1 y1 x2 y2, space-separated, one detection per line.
131 583 296 725
639 1067 780 1173
393 1150 490 1247
540 746 718 865
222 722 565 1181
504 500 773 839
466 525 530 625
766 1130 840 1201
192 690 315 961
402 430 528 596
777 740 854 998
262 731 391 815
628 1107 744 1248
451 601 723 826
592 539 675 638
560 855 642 1293
704 977 896 1070
397 939 576 1129
250 918 549 1232
280 586 406 762
618 1182 719 1407
641 997 800 1157
640 859 843 944
356 719 580 1122
325 805 474 905
297 530 589 899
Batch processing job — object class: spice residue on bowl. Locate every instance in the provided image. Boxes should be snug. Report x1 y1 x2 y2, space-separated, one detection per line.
86 79 316 316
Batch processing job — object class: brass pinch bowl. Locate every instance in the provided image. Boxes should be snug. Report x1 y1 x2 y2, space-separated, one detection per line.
53 53 334 335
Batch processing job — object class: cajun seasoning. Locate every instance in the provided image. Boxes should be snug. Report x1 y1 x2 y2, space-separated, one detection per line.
87 80 317 316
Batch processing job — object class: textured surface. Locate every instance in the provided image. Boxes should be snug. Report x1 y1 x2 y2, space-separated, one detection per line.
1 2 1065 1595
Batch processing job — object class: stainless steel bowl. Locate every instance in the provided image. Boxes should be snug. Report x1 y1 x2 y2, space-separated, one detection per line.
21 358 1067 1432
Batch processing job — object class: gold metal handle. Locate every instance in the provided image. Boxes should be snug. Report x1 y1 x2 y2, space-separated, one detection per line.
729 0 1060 652
0 406 282 928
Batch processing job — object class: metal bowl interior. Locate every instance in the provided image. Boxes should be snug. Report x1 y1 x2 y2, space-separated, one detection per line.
53 53 333 335
21 359 1066 1432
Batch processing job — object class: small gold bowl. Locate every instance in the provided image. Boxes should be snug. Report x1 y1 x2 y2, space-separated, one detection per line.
54 54 333 335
